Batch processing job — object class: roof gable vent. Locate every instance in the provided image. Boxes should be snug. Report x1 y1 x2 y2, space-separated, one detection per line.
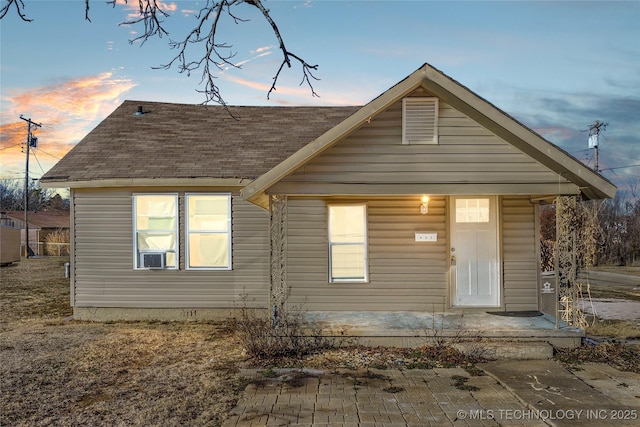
402 97 439 145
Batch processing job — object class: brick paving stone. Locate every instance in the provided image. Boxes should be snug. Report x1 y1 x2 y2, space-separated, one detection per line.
225 365 626 426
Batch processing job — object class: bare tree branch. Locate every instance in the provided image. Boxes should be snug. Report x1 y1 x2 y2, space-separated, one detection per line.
152 0 243 105
0 0 32 21
110 0 171 44
245 0 319 99
2 0 320 105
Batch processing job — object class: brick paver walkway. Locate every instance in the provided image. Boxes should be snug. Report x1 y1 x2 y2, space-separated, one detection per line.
223 368 546 426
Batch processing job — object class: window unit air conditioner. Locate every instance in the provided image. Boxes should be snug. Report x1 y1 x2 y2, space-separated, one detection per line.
141 252 166 269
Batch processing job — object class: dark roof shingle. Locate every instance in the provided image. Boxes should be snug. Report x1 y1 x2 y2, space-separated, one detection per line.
42 101 359 182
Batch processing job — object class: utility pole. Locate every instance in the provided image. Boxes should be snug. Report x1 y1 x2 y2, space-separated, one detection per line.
587 120 607 172
586 120 607 268
19 115 41 258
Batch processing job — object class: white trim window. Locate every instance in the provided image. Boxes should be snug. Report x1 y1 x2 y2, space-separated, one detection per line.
328 204 368 282
133 194 178 269
402 97 439 145
186 193 232 270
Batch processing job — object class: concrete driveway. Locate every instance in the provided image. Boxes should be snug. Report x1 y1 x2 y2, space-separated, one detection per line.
578 270 640 322
223 360 639 427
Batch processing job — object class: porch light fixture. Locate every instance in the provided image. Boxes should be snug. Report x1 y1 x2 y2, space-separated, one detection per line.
420 195 430 214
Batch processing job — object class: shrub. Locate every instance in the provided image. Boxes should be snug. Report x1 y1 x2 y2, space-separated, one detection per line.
44 228 70 256
233 302 337 361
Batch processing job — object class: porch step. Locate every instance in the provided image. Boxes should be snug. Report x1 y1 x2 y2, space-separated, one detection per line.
452 341 554 360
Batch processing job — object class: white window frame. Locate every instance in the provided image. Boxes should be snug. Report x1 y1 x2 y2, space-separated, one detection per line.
133 193 179 270
328 203 368 283
402 97 439 145
185 193 232 270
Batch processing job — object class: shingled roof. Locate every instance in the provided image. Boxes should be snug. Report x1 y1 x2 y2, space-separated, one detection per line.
41 101 359 185
2 211 69 229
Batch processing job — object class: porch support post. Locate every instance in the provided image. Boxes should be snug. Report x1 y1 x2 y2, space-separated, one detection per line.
555 195 582 328
269 194 288 327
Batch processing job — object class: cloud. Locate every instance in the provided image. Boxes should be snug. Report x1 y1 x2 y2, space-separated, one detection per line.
233 46 275 68
224 74 368 106
0 73 137 179
512 90 640 193
294 1 314 9
115 0 177 20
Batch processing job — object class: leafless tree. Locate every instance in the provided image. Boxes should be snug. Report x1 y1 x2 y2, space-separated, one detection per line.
0 179 67 212
1 0 319 105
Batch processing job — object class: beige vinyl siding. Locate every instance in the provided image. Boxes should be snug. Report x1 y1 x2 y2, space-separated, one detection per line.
72 188 269 308
501 196 539 311
287 197 448 311
274 93 572 194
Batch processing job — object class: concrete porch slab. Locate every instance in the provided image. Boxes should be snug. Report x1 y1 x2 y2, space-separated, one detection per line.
303 311 584 350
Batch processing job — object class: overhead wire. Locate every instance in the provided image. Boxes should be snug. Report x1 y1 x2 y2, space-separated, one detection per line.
35 148 61 160
0 143 24 151
32 150 46 174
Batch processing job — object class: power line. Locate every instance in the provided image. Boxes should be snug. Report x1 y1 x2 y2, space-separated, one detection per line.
35 148 61 160
606 151 640 163
0 144 23 151
32 151 45 174
600 164 640 172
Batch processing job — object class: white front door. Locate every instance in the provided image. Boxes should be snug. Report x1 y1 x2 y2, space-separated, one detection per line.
450 196 500 307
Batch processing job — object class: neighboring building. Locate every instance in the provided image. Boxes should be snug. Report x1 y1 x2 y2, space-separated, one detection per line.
0 224 21 265
41 64 615 332
1 210 70 256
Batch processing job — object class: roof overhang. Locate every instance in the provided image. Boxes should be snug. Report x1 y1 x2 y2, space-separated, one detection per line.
418 65 616 201
242 64 616 208
40 177 252 190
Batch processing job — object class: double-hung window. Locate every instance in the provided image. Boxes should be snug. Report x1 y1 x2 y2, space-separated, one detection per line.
328 204 368 282
134 194 178 269
186 194 231 269
133 193 232 270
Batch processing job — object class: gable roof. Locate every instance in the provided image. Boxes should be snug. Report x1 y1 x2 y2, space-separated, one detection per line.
42 64 615 206
40 102 359 188
242 63 616 207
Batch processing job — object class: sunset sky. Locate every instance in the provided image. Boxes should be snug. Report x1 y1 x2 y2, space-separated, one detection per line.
1 1 639 195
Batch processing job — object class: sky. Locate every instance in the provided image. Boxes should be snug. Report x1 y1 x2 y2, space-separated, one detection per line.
1 0 639 197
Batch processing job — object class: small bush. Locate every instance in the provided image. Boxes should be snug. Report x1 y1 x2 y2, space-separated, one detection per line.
233 304 337 361
44 228 70 256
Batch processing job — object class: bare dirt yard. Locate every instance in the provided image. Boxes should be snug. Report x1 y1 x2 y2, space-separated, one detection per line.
1 258 246 426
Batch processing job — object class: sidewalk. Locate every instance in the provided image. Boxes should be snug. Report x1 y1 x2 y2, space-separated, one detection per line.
223 361 639 427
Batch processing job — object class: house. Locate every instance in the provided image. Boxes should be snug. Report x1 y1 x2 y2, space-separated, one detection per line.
1 210 70 256
41 64 615 345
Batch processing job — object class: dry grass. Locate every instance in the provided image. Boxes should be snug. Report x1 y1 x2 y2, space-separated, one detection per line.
555 342 640 374
586 318 640 340
1 257 71 322
0 258 245 427
3 258 639 426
